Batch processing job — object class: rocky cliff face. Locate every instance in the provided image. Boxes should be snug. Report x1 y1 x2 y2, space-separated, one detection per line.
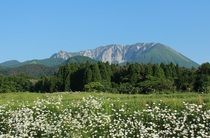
80 45 126 63
51 50 71 60
51 43 158 63
78 43 157 63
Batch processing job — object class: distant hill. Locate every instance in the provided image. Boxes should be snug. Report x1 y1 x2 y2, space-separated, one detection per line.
20 58 65 67
0 57 97 77
63 56 97 64
0 64 59 78
0 60 21 67
0 58 65 67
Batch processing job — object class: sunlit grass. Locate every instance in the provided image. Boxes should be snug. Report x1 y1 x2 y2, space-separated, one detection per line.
1 92 210 110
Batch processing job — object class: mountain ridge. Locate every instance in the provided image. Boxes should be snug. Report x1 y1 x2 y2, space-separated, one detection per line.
0 60 21 67
0 43 199 68
51 43 199 68
0 64 59 78
0 56 98 77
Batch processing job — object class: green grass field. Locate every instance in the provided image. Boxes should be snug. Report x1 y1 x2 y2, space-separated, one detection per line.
1 92 210 137
0 92 210 110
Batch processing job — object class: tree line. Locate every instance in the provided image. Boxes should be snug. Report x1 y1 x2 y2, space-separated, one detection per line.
1 62 210 94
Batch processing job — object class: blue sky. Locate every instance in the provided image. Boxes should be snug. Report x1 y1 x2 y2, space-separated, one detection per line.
0 0 209 64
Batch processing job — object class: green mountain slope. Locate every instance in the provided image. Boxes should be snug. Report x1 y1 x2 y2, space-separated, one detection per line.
21 58 65 67
0 60 21 67
0 66 7 71
0 64 59 78
0 56 97 77
132 43 199 68
63 56 97 64
1 58 66 67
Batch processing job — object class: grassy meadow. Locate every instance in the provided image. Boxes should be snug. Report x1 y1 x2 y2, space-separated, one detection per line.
0 92 210 137
0 92 210 109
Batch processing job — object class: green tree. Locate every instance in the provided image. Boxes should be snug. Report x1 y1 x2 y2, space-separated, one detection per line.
98 62 110 82
127 64 138 85
144 63 153 77
83 67 92 85
194 63 210 93
91 63 102 82
175 69 196 92
84 82 104 92
153 64 165 78
64 74 71 91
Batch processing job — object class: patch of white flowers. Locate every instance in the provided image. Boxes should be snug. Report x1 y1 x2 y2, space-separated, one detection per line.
0 96 209 137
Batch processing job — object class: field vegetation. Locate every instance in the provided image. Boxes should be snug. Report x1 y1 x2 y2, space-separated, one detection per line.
0 92 210 137
0 92 210 108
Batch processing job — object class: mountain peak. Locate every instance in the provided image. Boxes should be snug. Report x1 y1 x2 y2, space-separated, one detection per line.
51 50 71 60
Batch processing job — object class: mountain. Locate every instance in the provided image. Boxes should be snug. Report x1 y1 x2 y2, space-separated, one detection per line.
0 60 21 67
0 66 7 71
0 43 199 68
124 43 199 68
52 43 199 68
63 56 97 64
0 58 65 67
0 64 59 78
0 57 96 77
20 58 65 67
50 50 79 60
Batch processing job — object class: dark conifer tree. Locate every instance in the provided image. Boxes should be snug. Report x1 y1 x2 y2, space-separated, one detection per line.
144 63 153 77
98 62 110 81
127 64 138 85
91 63 102 82
83 66 92 85
153 64 165 78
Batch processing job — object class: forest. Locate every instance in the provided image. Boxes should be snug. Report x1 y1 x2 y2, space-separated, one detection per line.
0 62 210 94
